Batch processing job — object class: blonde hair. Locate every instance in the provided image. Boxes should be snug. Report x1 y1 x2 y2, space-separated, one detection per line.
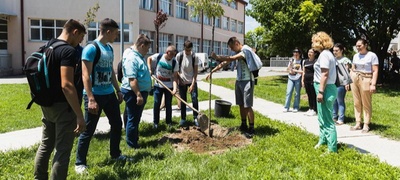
311 31 334 51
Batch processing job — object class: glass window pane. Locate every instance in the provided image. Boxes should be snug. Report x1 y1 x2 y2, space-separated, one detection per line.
88 30 97 41
124 31 129 42
56 29 62 36
89 22 96 28
0 33 7 40
42 20 54 27
0 42 7 49
42 28 54 40
31 29 40 40
31 20 40 26
0 26 7 32
56 20 67 27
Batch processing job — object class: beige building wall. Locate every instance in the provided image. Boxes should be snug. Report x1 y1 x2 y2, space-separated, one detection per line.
2 0 140 76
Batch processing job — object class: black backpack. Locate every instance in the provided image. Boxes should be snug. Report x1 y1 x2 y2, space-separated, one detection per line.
117 60 123 83
91 41 113 85
23 40 68 109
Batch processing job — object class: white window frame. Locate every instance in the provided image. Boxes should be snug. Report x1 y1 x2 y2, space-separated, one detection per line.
159 33 173 52
160 0 173 16
190 7 200 23
230 1 237 9
213 41 221 55
191 37 200 53
176 35 188 51
140 0 154 11
222 42 229 55
176 0 188 20
222 16 229 30
29 19 66 41
230 19 237 32
140 29 155 54
203 40 211 54
238 21 244 34
87 22 132 43
214 16 221 28
203 16 211 26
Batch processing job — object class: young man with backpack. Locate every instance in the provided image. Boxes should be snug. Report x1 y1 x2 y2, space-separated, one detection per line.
31 19 86 180
75 18 125 174
207 37 262 138
176 40 200 127
148 45 179 129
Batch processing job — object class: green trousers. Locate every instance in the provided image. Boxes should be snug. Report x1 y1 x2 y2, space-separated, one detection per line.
314 83 338 152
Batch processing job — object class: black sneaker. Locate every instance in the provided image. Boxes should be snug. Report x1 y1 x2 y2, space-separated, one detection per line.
239 124 248 132
245 128 255 138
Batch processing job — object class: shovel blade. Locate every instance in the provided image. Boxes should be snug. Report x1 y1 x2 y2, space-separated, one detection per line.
198 113 209 132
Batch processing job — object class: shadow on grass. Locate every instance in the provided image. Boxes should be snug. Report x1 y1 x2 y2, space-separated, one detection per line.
254 125 279 137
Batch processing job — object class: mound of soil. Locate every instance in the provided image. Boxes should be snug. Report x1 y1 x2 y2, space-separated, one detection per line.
159 123 252 154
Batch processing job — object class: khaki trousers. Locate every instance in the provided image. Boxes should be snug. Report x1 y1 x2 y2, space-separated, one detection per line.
350 71 373 125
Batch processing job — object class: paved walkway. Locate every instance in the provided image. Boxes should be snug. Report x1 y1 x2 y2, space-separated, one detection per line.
1 67 400 167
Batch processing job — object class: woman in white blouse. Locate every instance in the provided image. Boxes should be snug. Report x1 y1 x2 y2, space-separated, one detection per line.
350 39 379 133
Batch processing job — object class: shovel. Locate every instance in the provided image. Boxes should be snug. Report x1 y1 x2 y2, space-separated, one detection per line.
151 75 210 134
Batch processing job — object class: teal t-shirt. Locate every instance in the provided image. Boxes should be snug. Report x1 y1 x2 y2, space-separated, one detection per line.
82 40 115 95
121 48 152 92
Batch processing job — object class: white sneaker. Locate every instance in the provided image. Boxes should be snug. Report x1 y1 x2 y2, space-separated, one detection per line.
292 109 298 113
75 165 88 174
309 111 316 116
283 108 290 112
194 119 199 127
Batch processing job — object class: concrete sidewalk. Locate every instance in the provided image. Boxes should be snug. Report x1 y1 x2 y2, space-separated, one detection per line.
1 68 400 168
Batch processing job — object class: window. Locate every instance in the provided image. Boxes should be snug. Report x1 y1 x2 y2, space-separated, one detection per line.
160 0 173 16
159 33 172 53
230 19 237 32
175 35 188 51
222 42 229 55
230 1 237 9
176 0 188 19
88 22 131 43
203 16 211 26
222 0 229 5
203 40 211 54
213 41 221 54
215 17 221 28
238 21 244 34
29 19 67 41
115 23 131 43
140 0 154 10
140 30 155 54
0 19 7 50
222 16 229 30
191 38 200 53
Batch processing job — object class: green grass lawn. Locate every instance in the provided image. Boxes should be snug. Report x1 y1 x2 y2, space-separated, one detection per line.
1 107 399 179
0 84 218 133
212 76 400 140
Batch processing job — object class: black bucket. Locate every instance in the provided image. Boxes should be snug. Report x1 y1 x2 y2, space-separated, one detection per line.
214 100 232 118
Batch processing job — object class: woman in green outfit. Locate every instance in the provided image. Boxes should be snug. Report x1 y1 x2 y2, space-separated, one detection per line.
311 31 338 153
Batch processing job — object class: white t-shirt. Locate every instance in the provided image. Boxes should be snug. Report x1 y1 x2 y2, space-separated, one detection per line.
150 53 179 88
352 51 379 73
313 50 336 84
176 51 198 84
287 58 302 80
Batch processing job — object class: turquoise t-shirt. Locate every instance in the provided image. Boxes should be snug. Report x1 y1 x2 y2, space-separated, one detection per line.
121 48 152 92
82 40 115 95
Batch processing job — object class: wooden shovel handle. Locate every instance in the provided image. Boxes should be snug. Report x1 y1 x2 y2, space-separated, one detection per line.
151 75 200 114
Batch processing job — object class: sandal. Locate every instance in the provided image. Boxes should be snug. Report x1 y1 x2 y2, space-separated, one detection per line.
361 127 370 133
350 125 362 131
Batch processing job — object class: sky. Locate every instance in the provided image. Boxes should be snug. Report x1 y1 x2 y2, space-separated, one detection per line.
244 1 261 33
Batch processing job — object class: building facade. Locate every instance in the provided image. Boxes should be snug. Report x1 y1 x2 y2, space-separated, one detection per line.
139 0 247 55
0 0 246 77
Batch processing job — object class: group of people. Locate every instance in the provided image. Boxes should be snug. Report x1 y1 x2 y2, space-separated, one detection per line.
284 31 379 153
33 18 258 179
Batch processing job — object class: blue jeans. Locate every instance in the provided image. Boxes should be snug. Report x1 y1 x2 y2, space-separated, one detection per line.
153 86 173 125
122 88 148 148
179 83 199 120
76 93 122 165
333 85 346 122
284 78 301 109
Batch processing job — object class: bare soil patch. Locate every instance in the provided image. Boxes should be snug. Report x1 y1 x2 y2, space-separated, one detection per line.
159 123 252 154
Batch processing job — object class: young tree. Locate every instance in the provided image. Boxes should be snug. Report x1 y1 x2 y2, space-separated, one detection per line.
154 10 168 53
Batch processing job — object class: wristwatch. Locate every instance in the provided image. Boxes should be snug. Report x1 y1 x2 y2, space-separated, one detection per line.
318 90 324 94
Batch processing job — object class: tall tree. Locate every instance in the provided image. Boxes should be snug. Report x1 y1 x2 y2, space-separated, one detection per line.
245 26 269 59
248 0 400 82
